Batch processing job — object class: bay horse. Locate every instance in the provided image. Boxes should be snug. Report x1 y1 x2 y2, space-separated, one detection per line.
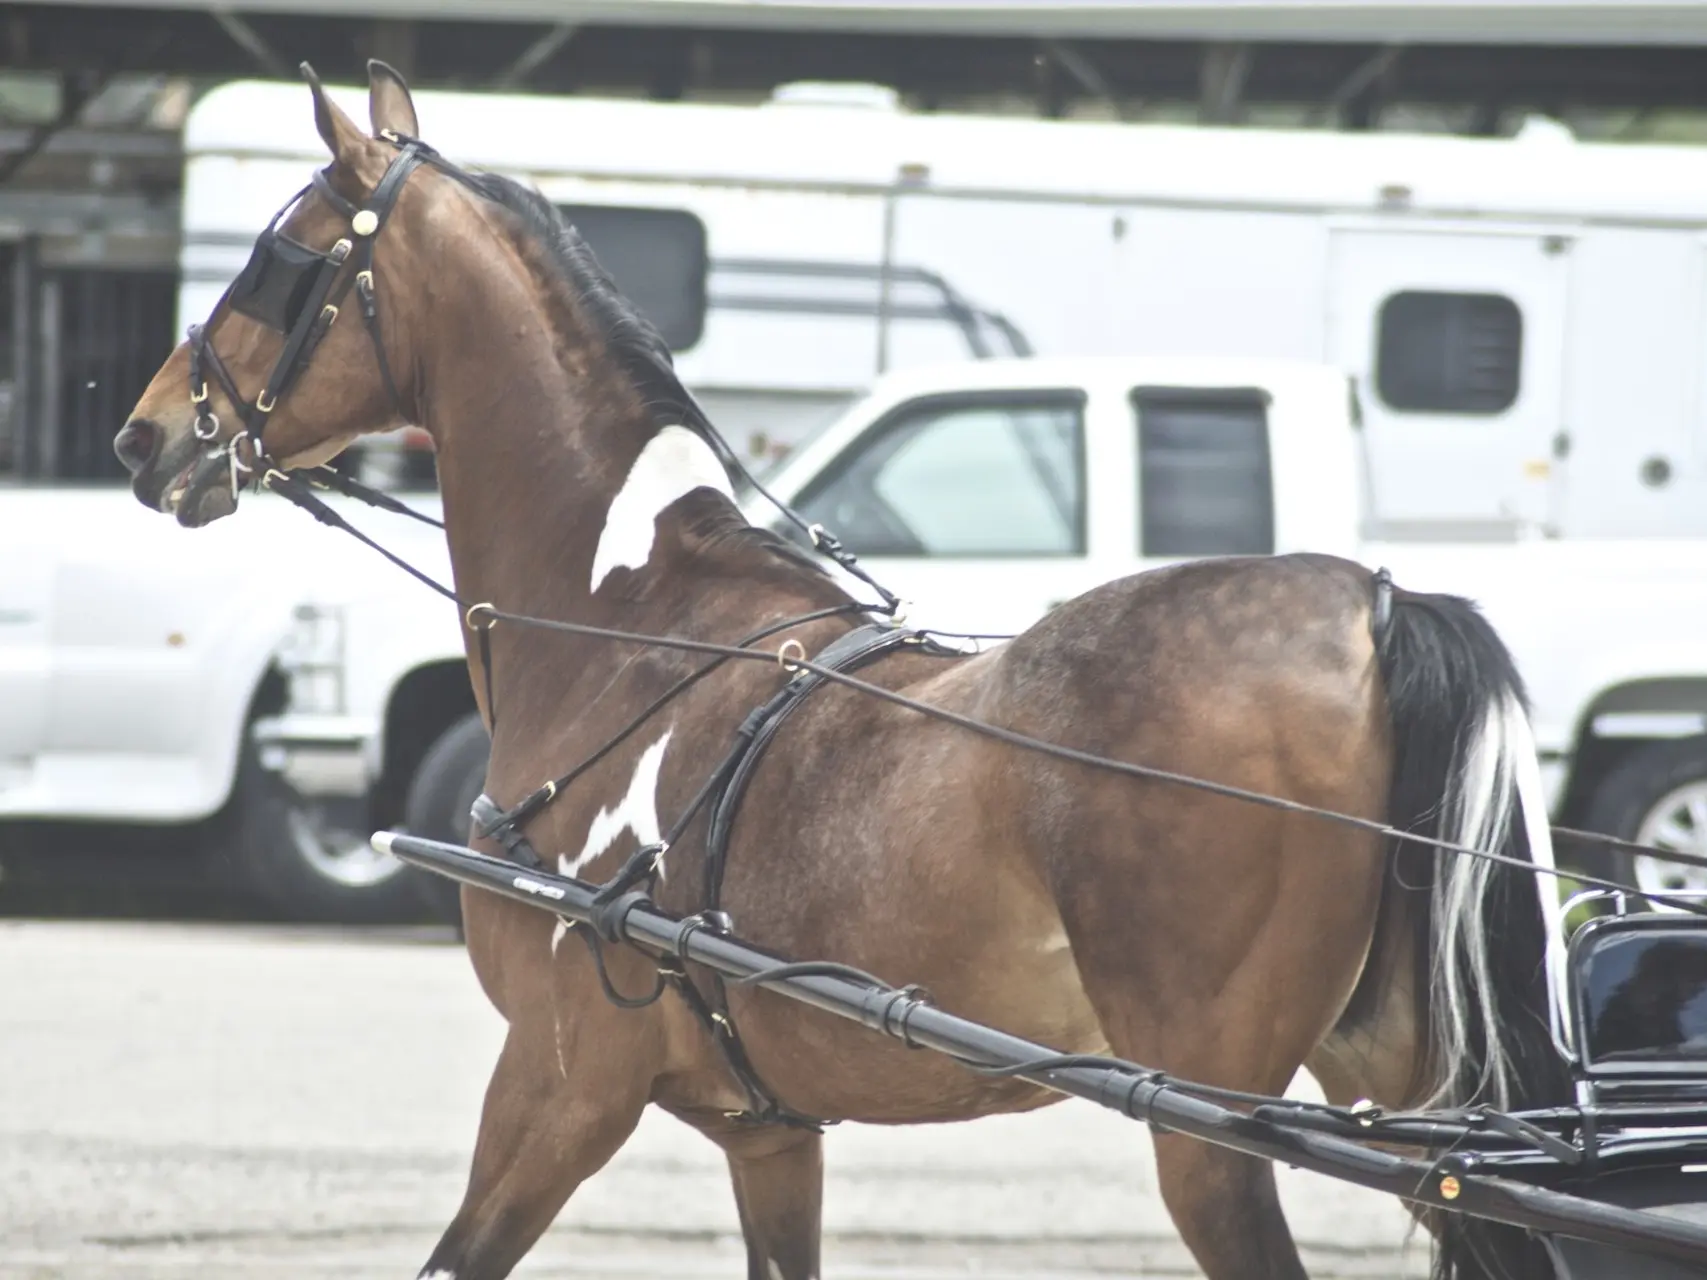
114 63 1570 1280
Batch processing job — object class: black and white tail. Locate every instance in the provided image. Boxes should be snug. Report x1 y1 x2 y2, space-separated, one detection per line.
1375 585 1572 1279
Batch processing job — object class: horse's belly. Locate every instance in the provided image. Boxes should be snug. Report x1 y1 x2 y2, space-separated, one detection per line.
712 903 1111 1126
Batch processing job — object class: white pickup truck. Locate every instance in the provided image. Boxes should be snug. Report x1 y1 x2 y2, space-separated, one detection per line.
0 479 476 922
5 353 1707 921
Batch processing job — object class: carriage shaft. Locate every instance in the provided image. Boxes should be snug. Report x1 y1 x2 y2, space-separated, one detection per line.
376 829 1707 1270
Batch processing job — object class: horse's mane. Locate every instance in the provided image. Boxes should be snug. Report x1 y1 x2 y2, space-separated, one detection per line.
462 170 704 435
462 170 841 589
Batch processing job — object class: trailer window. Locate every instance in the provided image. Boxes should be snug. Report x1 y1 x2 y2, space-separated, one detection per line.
792 394 1086 557
555 204 708 352
1134 388 1274 557
1375 290 1522 415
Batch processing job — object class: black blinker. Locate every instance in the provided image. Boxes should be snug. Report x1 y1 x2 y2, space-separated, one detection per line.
229 231 330 333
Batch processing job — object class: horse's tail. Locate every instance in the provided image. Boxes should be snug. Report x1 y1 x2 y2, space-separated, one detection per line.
1373 582 1571 1279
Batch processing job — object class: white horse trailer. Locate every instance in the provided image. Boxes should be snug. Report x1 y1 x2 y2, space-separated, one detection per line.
181 79 1707 542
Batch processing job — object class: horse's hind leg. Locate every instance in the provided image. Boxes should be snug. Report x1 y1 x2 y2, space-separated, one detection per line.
1151 1133 1308 1280
1049 811 1384 1280
671 1112 824 1280
418 1012 654 1280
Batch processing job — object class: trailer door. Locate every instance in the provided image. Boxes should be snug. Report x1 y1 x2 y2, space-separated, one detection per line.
1327 226 1567 537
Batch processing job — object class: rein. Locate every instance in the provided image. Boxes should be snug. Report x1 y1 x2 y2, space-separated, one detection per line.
267 468 1707 919
187 124 1707 901
191 113 1707 1124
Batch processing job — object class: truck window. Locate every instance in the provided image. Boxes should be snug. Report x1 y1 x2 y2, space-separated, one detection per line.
1374 290 1522 415
792 394 1086 557
1134 387 1274 557
555 204 708 352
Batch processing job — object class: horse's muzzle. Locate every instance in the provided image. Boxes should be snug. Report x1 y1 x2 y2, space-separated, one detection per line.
114 417 161 476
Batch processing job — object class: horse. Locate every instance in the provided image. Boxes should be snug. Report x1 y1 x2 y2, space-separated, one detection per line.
114 62 1571 1280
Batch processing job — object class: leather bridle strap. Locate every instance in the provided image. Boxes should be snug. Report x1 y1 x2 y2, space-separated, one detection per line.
315 144 429 419
186 140 430 487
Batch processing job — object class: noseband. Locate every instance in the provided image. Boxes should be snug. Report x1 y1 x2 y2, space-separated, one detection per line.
185 130 435 497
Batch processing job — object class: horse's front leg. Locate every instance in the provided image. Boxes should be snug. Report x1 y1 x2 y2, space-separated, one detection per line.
419 980 660 1280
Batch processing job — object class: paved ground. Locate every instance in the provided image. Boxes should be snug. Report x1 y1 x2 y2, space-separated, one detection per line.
0 920 1429 1278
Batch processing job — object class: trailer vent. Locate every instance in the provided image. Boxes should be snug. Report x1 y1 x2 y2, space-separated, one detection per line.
1375 290 1522 416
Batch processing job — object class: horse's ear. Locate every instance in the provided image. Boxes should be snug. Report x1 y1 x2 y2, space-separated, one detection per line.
300 61 365 164
367 59 420 140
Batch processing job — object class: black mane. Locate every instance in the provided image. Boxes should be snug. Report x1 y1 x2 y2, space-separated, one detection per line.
463 170 709 437
462 170 843 590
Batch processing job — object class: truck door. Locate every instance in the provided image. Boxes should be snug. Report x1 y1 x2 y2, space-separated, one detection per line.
785 388 1115 636
1327 226 1567 536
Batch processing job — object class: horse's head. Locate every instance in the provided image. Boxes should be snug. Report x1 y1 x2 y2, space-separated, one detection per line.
116 61 431 526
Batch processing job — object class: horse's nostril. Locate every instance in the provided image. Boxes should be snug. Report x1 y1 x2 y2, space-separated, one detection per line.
114 418 161 473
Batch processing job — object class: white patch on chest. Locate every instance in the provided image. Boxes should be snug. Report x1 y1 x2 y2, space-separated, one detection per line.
590 425 734 594
552 731 673 954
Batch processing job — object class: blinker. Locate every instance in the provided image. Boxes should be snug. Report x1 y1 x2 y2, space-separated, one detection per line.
229 230 337 333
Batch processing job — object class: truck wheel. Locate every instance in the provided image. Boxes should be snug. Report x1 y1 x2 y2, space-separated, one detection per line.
401 711 492 927
1582 736 1707 906
226 744 428 924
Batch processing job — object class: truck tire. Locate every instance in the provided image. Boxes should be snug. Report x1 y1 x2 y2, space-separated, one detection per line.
225 743 429 924
1582 736 1707 905
401 711 492 927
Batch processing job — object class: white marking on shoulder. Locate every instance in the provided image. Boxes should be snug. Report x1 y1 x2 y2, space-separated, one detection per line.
591 425 734 593
551 731 673 954
419 1271 456 1280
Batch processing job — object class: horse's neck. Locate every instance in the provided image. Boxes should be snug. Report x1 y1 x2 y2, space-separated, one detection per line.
411 243 840 732
415 322 762 717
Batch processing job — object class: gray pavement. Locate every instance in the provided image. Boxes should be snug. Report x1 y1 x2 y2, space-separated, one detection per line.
0 920 1428 1278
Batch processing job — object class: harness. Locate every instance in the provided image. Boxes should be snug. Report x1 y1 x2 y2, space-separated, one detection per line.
465 620 958 1130
195 124 1707 1132
691 621 953 1127
183 130 940 1130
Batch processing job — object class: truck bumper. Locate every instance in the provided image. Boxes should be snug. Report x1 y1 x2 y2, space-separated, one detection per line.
250 713 381 798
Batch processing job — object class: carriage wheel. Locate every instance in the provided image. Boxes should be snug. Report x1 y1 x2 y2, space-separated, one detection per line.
1583 736 1707 909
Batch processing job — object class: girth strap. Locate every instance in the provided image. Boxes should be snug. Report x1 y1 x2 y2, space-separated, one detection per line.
462 619 952 1132
683 620 945 1130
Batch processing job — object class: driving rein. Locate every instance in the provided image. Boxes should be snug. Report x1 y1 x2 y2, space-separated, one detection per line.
184 129 1707 1135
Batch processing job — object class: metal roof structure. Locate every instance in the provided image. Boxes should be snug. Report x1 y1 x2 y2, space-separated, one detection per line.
35 2 1707 46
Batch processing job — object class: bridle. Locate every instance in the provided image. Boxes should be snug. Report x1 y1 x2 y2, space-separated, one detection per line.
183 129 445 499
